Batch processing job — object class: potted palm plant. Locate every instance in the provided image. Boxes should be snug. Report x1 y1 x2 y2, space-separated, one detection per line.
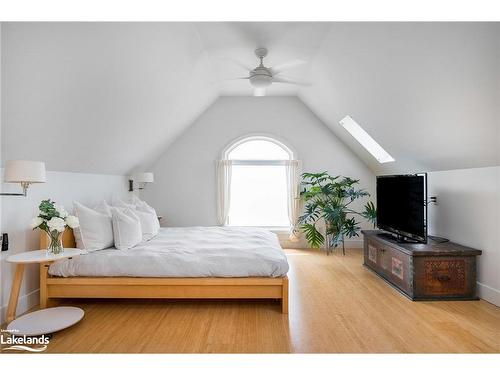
299 172 376 255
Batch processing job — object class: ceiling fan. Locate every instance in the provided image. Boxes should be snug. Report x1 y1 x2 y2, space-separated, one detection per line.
227 48 309 97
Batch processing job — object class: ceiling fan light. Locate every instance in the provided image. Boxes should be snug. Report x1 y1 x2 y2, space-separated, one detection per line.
249 66 272 88
254 87 266 97
249 75 272 88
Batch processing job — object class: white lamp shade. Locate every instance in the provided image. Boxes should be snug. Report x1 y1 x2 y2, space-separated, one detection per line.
4 160 46 183
133 172 154 183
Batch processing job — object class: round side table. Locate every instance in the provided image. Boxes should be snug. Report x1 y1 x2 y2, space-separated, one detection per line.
6 248 86 336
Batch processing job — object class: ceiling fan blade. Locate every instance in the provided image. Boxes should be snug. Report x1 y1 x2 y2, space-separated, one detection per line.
270 59 306 74
223 77 251 81
273 76 311 86
219 57 254 72
253 87 266 97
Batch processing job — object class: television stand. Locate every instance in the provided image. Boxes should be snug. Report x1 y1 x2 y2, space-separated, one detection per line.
362 230 482 301
376 232 421 244
428 235 450 244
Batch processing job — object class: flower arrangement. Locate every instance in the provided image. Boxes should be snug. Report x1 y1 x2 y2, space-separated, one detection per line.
31 199 80 254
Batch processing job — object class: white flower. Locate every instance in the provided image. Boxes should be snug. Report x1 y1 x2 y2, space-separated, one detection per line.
47 217 66 233
65 215 80 229
30 217 44 229
54 204 68 218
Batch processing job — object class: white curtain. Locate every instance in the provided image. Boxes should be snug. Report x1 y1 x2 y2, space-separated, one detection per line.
216 160 232 225
285 160 302 239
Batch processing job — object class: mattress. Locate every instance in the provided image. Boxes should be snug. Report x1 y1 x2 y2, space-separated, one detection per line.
49 226 289 278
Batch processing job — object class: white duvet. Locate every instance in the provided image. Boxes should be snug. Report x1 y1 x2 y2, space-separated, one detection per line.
49 226 289 278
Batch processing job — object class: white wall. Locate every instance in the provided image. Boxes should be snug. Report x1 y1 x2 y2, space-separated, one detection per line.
0 171 128 323
144 96 376 248
428 167 500 307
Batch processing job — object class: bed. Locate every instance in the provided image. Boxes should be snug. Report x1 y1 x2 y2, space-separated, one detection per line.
39 227 290 313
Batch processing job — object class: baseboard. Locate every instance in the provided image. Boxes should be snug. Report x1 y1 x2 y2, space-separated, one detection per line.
477 282 500 307
0 288 39 325
344 240 364 249
279 237 363 250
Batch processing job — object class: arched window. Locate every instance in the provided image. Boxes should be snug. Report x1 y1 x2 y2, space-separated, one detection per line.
225 138 292 160
218 136 299 228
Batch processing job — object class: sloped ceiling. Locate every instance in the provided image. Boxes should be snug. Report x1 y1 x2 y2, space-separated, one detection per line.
1 22 499 175
1 22 219 174
299 22 500 175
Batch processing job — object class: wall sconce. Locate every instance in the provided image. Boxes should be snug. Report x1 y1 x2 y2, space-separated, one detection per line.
129 172 154 192
1 160 46 196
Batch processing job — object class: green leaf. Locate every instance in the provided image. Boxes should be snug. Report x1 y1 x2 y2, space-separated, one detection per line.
298 201 321 224
342 217 361 238
38 199 58 220
362 201 377 227
322 204 344 223
300 223 324 248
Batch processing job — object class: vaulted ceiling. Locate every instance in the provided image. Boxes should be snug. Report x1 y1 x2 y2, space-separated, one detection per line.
299 22 500 175
1 22 499 175
1 23 219 174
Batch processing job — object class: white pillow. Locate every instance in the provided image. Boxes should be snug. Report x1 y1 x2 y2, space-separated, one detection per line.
111 207 142 250
94 200 113 217
127 194 144 206
136 200 157 216
73 201 114 252
125 196 156 214
123 195 159 220
112 197 136 210
133 209 159 241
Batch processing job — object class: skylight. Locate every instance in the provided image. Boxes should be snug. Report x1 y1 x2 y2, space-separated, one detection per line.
339 116 395 164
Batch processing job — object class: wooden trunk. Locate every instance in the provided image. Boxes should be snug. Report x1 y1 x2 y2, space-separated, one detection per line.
362 230 482 301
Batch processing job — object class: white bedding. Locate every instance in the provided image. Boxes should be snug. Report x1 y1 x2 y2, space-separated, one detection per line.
49 226 289 278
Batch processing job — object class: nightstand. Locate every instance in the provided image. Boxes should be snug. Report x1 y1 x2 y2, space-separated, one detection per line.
5 248 86 336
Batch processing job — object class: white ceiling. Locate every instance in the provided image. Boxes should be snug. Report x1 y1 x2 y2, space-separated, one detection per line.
299 22 500 175
195 22 331 96
1 23 219 174
1 22 499 175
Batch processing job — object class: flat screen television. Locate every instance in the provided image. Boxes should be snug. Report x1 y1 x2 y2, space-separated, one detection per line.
376 174 427 243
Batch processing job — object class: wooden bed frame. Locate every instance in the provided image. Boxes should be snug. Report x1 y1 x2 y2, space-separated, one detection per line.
39 229 289 313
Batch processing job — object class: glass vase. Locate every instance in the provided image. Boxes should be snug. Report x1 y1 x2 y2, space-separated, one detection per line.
46 230 64 255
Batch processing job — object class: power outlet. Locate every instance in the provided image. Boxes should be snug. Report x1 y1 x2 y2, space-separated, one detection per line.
1 233 8 251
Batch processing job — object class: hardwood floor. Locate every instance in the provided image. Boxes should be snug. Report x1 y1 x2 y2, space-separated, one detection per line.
4 248 500 353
